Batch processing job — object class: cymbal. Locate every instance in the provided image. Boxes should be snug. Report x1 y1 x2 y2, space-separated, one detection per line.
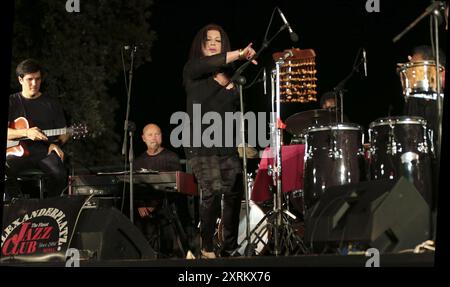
237 144 259 159
285 109 341 135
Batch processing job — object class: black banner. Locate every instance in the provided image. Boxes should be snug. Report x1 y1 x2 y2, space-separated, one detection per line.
1 195 89 262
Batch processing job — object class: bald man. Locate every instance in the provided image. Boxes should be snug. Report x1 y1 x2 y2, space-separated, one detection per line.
134 123 194 258
135 123 181 172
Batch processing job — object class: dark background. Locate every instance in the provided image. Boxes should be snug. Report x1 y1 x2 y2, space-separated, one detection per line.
125 0 447 157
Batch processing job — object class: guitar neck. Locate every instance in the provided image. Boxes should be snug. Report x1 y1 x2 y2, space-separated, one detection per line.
43 127 69 137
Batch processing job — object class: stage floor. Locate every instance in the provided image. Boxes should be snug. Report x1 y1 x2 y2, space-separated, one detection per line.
0 252 434 267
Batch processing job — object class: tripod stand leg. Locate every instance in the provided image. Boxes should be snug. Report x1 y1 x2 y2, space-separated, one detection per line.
169 200 191 257
159 195 189 258
232 209 274 256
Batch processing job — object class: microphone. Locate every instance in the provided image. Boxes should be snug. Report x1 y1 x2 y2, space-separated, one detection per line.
432 1 446 26
277 7 299 42
362 48 367 77
263 68 267 94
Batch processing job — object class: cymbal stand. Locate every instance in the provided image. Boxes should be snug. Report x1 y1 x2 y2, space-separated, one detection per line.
229 7 313 256
231 61 309 256
228 10 299 256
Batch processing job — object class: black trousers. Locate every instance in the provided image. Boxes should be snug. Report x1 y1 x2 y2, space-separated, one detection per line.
188 154 242 252
6 151 67 198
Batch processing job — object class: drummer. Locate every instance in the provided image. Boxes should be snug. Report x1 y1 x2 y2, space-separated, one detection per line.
407 45 446 67
407 45 446 88
320 91 338 110
319 91 349 122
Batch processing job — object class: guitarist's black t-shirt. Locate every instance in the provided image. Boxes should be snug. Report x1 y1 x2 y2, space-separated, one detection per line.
8 92 66 156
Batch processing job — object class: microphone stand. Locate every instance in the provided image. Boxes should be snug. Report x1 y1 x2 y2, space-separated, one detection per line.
229 23 290 257
392 1 443 44
127 121 136 224
121 45 137 223
333 48 364 122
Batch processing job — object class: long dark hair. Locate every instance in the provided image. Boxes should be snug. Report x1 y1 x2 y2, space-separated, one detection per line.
188 23 231 60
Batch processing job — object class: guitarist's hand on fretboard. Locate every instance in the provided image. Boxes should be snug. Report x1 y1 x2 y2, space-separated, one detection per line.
25 127 48 141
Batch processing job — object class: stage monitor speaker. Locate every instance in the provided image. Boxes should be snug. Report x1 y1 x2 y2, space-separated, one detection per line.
304 177 431 253
70 206 156 260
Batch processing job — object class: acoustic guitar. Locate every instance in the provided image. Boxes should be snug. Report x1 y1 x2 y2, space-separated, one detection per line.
6 117 88 158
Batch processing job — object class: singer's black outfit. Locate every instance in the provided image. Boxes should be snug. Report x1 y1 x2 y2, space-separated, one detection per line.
6 92 67 199
183 53 243 255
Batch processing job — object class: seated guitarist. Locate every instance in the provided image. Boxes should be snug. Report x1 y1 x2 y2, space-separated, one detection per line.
6 59 69 199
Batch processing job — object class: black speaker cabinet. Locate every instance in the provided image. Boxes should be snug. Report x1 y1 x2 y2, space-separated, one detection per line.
70 206 156 260
304 177 431 253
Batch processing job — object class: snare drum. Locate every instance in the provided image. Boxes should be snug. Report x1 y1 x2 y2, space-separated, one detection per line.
399 61 445 99
303 123 366 212
368 116 433 204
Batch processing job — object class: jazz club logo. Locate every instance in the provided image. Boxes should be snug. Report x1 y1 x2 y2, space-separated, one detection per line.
1 208 69 257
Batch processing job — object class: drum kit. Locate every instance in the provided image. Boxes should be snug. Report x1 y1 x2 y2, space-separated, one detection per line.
221 2 446 257
227 47 444 256
291 58 442 219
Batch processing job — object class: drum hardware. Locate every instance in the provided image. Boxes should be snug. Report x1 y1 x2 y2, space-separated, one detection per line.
225 15 314 256
328 132 343 159
387 126 400 155
217 202 270 256
235 50 312 257
306 143 314 159
328 145 343 159
223 13 294 256
427 129 434 156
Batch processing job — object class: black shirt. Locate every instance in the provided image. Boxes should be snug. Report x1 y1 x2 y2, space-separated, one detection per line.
183 53 240 157
8 92 66 155
134 148 181 172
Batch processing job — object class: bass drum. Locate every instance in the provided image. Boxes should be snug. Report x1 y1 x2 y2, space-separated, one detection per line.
218 201 268 256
